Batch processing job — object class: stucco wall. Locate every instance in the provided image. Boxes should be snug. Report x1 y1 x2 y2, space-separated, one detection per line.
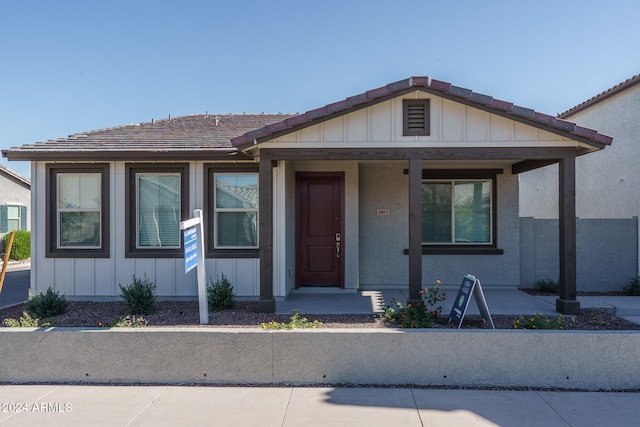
359 163 521 288
0 168 31 248
520 83 640 219
519 217 638 291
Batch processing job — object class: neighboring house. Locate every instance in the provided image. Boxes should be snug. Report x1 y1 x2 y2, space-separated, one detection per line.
519 74 639 292
2 77 612 314
0 163 30 251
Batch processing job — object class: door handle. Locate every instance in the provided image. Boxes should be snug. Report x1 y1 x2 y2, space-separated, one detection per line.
336 242 341 258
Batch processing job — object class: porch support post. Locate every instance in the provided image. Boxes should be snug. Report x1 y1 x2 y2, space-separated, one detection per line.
408 157 423 305
556 156 580 315
257 156 275 313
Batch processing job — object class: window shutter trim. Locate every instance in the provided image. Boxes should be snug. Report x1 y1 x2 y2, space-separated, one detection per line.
0 205 7 233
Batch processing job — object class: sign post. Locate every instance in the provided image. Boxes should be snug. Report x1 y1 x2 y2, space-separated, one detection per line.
448 274 495 329
180 209 208 325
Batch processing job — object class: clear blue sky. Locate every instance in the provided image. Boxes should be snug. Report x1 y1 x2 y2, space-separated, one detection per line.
2 0 638 178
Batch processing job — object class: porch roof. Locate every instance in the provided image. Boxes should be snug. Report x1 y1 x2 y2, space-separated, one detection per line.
231 76 613 150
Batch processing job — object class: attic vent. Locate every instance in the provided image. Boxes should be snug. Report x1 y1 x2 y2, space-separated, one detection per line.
403 99 430 136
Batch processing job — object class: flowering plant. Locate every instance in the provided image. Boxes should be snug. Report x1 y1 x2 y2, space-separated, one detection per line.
380 280 446 328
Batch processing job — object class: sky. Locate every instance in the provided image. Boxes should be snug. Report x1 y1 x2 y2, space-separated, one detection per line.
1 0 639 179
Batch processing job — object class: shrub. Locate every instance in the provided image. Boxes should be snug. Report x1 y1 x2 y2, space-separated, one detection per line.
513 313 574 330
3 230 30 260
25 286 68 318
3 311 53 328
261 310 322 329
535 278 559 294
119 274 156 315
380 281 446 328
98 314 148 328
207 273 236 312
623 277 640 296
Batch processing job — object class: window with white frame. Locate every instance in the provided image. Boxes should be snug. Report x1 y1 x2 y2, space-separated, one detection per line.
422 179 492 245
46 164 109 258
125 164 188 257
136 173 181 248
6 205 22 232
57 173 102 247
214 173 258 248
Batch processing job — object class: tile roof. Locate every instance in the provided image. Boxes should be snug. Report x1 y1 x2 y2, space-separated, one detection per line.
558 73 640 118
2 113 293 161
0 163 30 187
231 76 612 149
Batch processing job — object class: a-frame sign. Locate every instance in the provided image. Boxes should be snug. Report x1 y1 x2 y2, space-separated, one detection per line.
448 274 495 329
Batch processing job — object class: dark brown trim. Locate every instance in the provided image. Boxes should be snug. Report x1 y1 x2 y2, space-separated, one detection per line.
257 157 275 312
512 159 559 174
45 163 110 258
403 169 504 179
403 99 430 136
408 158 423 303
204 163 259 258
556 156 579 315
4 151 252 162
125 163 189 258
260 147 585 161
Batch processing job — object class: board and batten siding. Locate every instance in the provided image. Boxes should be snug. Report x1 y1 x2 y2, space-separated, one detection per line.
30 160 260 300
265 92 575 149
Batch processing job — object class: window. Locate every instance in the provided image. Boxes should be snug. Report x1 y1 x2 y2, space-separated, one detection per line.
416 169 502 254
403 99 430 136
0 204 26 233
7 205 21 232
205 164 259 258
422 180 491 244
126 164 188 257
46 164 109 257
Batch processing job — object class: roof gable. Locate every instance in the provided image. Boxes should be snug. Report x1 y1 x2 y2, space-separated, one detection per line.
559 73 640 118
0 163 30 188
232 76 612 150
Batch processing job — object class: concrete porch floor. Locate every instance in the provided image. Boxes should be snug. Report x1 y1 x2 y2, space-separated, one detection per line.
276 288 640 325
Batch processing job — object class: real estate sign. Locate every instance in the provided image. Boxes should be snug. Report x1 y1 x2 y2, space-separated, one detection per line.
448 274 495 329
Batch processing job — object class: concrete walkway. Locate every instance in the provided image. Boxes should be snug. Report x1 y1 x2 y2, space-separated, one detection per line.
0 385 638 426
277 288 640 324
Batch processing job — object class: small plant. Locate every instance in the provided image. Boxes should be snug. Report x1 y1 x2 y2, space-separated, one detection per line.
535 278 559 294
25 286 68 318
261 310 323 329
513 313 574 330
3 230 30 260
3 311 53 328
380 280 446 328
207 273 236 312
119 274 156 315
623 277 640 296
98 314 148 328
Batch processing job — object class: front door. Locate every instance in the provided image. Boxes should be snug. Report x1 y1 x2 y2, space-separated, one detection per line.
296 172 344 287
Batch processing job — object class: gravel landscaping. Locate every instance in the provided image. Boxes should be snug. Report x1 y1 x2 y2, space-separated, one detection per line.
2 300 639 330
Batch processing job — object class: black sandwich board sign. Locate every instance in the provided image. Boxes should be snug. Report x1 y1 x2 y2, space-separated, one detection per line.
448 274 495 329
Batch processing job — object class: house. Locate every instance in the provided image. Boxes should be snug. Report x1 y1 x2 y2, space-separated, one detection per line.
2 77 612 314
0 163 30 251
519 74 639 292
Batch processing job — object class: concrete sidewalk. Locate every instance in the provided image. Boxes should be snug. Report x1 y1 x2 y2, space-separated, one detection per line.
0 385 638 426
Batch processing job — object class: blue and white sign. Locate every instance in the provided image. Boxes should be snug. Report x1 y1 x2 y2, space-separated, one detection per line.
183 227 198 273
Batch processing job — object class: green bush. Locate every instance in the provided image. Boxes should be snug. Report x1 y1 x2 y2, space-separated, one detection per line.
623 277 640 296
513 313 574 330
99 314 148 328
3 311 53 328
119 274 156 315
3 230 30 260
380 282 446 328
535 278 559 294
261 310 322 329
25 286 68 318
207 273 236 312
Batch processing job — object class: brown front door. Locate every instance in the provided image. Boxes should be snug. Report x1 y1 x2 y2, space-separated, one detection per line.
296 172 344 287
